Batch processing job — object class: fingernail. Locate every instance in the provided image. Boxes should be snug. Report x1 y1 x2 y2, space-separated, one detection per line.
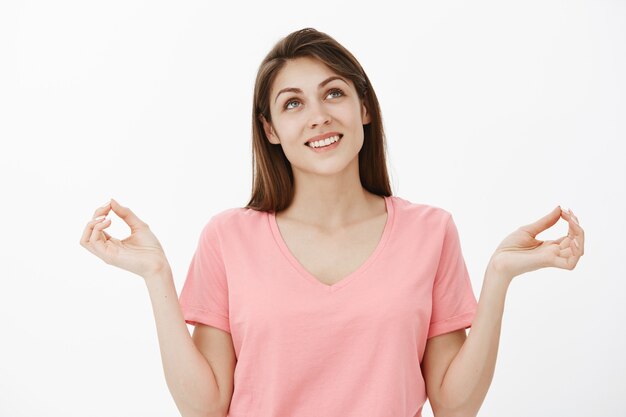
94 215 106 220
574 239 580 248
102 199 111 208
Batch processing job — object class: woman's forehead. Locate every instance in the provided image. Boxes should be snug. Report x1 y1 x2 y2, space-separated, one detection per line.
274 58 342 88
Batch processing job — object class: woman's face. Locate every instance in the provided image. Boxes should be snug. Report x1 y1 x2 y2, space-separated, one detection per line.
261 56 370 177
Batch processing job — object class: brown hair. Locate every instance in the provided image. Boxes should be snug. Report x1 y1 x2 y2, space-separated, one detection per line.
244 27 393 212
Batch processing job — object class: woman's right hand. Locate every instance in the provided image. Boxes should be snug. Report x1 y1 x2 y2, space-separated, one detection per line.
80 198 170 279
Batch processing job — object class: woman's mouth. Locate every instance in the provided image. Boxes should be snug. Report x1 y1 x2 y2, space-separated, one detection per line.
305 134 343 151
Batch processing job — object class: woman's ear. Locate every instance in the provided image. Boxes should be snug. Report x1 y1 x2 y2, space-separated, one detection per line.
361 101 371 126
259 114 280 144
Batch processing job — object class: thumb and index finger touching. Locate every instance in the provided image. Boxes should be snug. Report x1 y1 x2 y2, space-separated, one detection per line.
84 198 147 243
81 198 149 260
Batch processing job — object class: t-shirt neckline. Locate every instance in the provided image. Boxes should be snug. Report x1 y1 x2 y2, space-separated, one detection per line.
268 195 396 293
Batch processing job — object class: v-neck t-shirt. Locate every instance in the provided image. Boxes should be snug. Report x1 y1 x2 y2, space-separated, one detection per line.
178 195 478 417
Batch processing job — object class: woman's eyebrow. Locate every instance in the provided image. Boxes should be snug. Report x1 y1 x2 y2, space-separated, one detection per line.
274 76 348 104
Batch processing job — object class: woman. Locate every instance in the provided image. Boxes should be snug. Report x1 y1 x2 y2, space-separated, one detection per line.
80 28 585 417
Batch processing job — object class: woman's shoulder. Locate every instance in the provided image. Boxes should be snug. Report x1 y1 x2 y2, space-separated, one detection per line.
390 195 452 220
389 196 458 239
203 205 268 231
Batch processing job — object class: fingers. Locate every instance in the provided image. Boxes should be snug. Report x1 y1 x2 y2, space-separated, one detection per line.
81 200 114 255
544 207 584 271
554 240 581 270
560 207 581 232
554 251 579 270
560 208 584 256
92 200 111 219
90 216 111 243
80 215 104 243
558 234 581 257
110 198 147 231
80 215 111 258
559 246 573 258
80 199 146 263
558 235 571 250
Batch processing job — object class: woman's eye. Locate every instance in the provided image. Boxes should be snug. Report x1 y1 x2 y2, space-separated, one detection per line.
328 88 344 98
284 99 300 110
284 88 345 110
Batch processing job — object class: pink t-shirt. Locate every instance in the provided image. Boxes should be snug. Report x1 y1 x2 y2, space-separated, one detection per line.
179 195 478 417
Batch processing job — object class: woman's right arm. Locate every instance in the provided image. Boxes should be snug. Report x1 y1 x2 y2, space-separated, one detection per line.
143 266 228 417
80 199 232 417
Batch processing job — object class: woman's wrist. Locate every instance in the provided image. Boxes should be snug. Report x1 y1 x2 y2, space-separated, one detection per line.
485 258 514 286
142 263 173 284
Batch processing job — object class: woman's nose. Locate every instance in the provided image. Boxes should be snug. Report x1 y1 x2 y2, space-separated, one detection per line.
308 102 332 128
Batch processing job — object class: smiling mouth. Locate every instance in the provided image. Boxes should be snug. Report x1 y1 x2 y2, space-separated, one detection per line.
305 134 343 148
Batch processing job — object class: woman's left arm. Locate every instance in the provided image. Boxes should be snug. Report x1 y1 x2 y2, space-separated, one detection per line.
438 206 585 417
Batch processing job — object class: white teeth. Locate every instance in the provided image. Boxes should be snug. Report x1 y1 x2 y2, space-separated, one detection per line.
307 135 341 148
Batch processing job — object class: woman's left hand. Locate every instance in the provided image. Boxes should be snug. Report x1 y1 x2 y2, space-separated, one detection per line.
489 206 585 281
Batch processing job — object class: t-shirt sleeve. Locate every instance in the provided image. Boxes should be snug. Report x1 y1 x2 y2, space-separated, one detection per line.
178 216 231 334
427 212 478 339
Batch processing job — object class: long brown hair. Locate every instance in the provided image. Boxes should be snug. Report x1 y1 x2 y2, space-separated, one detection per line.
244 28 393 212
